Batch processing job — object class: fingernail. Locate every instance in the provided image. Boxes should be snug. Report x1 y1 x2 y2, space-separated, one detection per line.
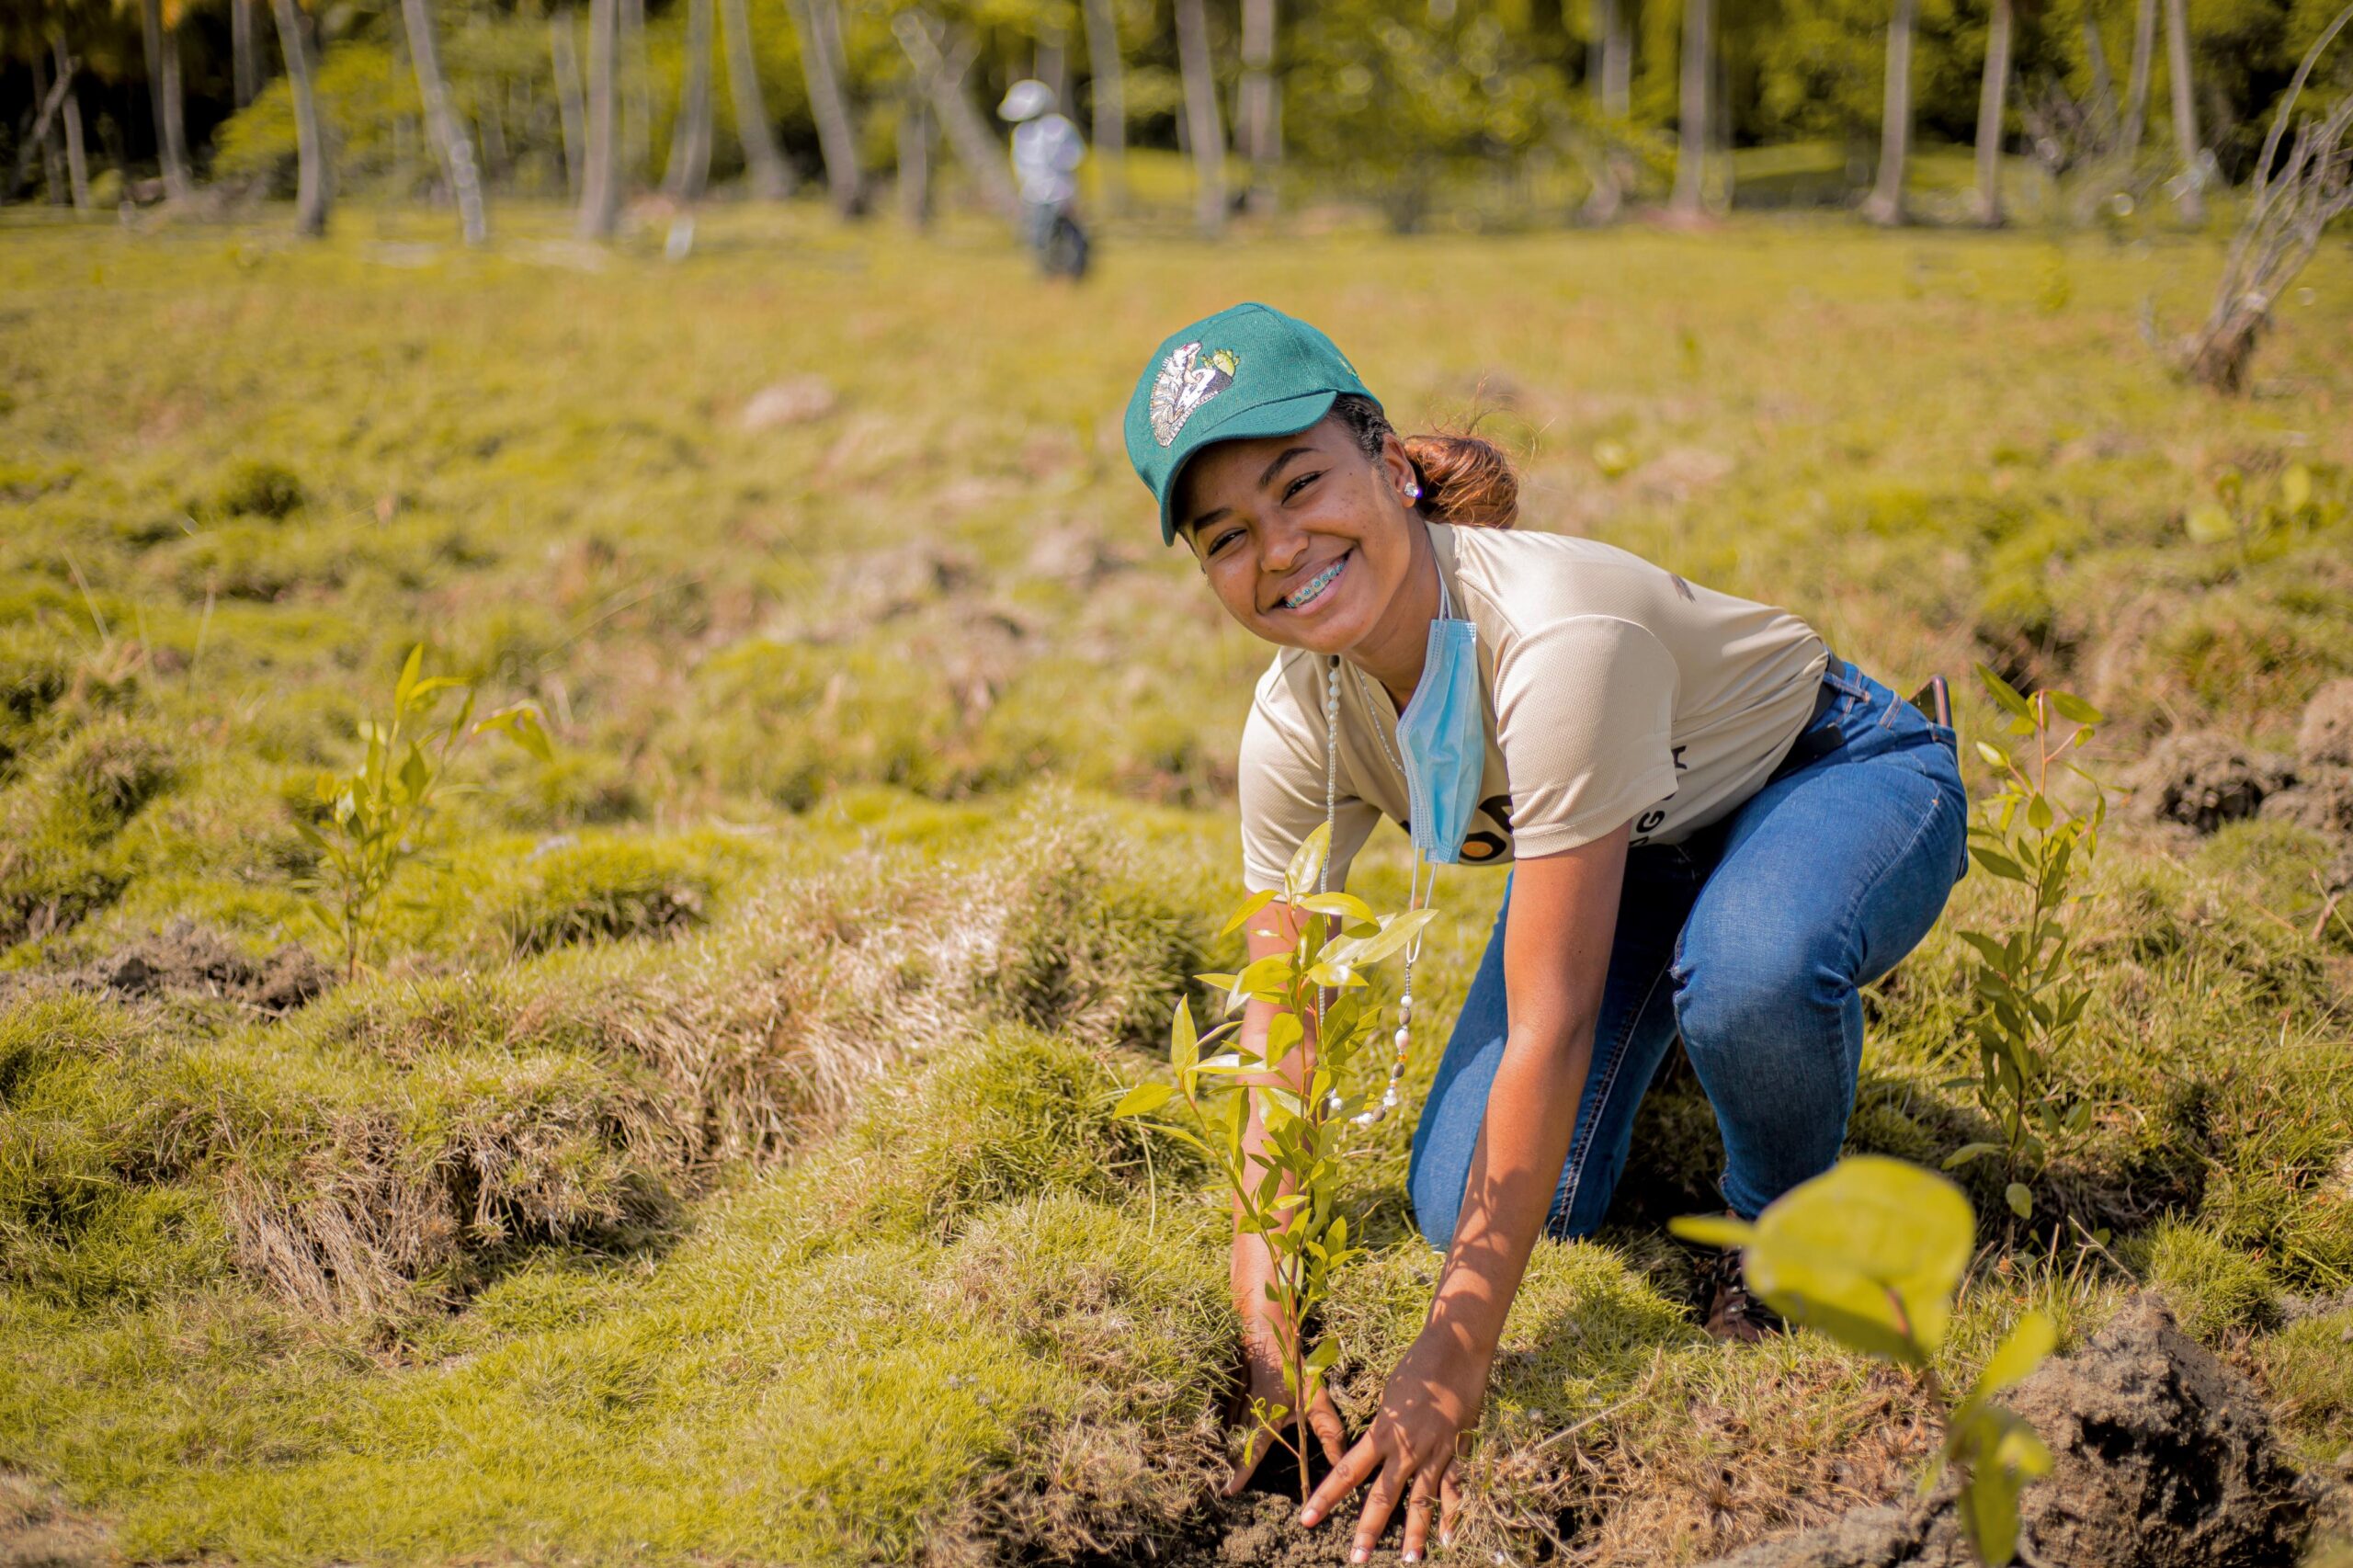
1350 1551 1368 1565
1404 1554 1422 1564
1439 1533 1453 1550
1300 1510 1318 1527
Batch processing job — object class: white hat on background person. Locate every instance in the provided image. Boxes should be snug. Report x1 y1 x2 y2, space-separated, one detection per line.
998 79 1055 122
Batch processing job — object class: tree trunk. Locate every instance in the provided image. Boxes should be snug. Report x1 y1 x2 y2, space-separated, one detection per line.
621 0 650 184
552 15 586 199
890 10 1017 216
897 84 931 226
268 0 331 235
2081 11 2114 112
233 0 263 106
664 0 716 200
1079 0 1125 212
1972 0 2012 224
32 54 68 203
789 0 866 215
57 40 92 212
1669 0 1710 216
401 0 488 244
2121 0 2155 158
143 0 196 202
2162 0 2205 222
720 0 793 198
1862 0 1915 224
1174 0 1224 233
1584 0 1633 220
579 0 622 236
1237 0 1275 213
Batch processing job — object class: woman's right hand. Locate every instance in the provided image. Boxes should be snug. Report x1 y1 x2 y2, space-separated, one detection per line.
1226 1240 1347 1496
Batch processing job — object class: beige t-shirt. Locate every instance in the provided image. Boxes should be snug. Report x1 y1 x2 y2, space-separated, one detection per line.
1237 523 1830 892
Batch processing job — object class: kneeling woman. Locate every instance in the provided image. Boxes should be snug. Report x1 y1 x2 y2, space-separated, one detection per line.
1122 305 1969 1562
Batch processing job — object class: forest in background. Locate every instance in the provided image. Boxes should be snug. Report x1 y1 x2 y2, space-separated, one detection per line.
4 0 2352 237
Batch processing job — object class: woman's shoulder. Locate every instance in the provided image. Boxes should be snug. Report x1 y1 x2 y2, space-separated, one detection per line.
1442 524 1674 634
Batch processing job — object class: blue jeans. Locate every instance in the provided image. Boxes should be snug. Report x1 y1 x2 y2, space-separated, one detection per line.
1405 660 1970 1249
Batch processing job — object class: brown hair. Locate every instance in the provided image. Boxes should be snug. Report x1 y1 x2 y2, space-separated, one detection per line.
1329 392 1518 529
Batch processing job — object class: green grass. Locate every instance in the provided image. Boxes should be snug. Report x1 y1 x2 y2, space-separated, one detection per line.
1 201 2349 1563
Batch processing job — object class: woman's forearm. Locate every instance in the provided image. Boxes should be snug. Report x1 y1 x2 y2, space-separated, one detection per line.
1419 1018 1597 1371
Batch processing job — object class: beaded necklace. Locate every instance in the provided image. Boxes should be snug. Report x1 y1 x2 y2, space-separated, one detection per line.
1321 654 1435 1128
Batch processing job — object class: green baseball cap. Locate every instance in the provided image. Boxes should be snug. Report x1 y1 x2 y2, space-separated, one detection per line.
1123 302 1377 546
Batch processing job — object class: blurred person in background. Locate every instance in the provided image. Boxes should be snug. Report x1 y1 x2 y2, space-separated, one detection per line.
1125 302 1970 1562
998 79 1089 280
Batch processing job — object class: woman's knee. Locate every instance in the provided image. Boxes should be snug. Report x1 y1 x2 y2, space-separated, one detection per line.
1671 925 1851 1075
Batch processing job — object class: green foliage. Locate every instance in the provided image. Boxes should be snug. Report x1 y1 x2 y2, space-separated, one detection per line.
2136 1216 2281 1341
1115 821 1438 1496
203 460 308 522
294 644 550 980
493 838 714 956
1944 667 2106 1216
1675 1157 2055 1567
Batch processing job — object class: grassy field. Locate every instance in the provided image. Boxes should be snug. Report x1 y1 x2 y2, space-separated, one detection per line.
2 200 2351 1566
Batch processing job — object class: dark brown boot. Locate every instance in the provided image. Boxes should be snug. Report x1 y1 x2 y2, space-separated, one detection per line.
1699 1246 1784 1343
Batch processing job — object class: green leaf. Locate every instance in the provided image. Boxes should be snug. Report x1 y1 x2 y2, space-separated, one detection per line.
1328 907 1440 968
1667 1215 1756 1250
2186 502 2236 544
1304 1337 1340 1374
1171 998 1199 1074
1296 892 1378 930
1970 846 2030 883
1941 1142 2006 1170
394 643 425 710
1736 1155 1975 1367
2046 691 2103 726
2282 463 2313 514
2026 793 2053 832
1974 741 2009 769
1285 822 1334 902
2005 1182 2034 1220
1112 1082 1176 1119
398 744 432 802
475 703 555 763
1975 663 2032 720
1955 931 2012 970
1265 1012 1304 1062
1222 889 1280 938
1964 1312 2057 1408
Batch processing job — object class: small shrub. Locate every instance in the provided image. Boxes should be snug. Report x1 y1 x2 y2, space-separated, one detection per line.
1116 822 1436 1499
494 840 711 956
208 460 307 520
1946 668 2105 1219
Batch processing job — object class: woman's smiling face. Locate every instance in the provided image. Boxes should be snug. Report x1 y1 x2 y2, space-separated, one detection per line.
1174 415 1422 657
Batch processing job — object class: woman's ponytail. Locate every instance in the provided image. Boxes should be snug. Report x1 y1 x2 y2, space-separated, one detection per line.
1402 432 1518 529
1329 392 1518 529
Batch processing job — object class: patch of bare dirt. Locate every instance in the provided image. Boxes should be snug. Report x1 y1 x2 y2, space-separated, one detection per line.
1695 1296 2313 1568
67 918 328 1015
2123 733 2298 833
2300 679 2353 770
0 1471 110 1568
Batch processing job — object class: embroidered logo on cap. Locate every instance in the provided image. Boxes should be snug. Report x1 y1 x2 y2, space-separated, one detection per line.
1149 343 1240 448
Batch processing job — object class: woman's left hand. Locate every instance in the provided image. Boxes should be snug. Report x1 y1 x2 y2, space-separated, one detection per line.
1300 1327 1486 1562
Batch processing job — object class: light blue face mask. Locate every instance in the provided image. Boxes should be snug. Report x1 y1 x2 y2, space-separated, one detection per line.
1393 574 1486 867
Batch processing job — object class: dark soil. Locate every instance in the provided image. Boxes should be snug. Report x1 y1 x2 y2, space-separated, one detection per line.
1099 1442 1407 1568
64 918 329 1015
2124 733 2298 834
1695 1295 2314 1567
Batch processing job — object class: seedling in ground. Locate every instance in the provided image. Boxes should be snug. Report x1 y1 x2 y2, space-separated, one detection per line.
1946 666 2107 1219
1675 1157 2057 1566
293 643 551 980
1115 821 1437 1503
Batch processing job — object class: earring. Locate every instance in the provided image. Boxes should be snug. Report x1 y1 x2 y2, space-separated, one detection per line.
1405 483 1422 501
